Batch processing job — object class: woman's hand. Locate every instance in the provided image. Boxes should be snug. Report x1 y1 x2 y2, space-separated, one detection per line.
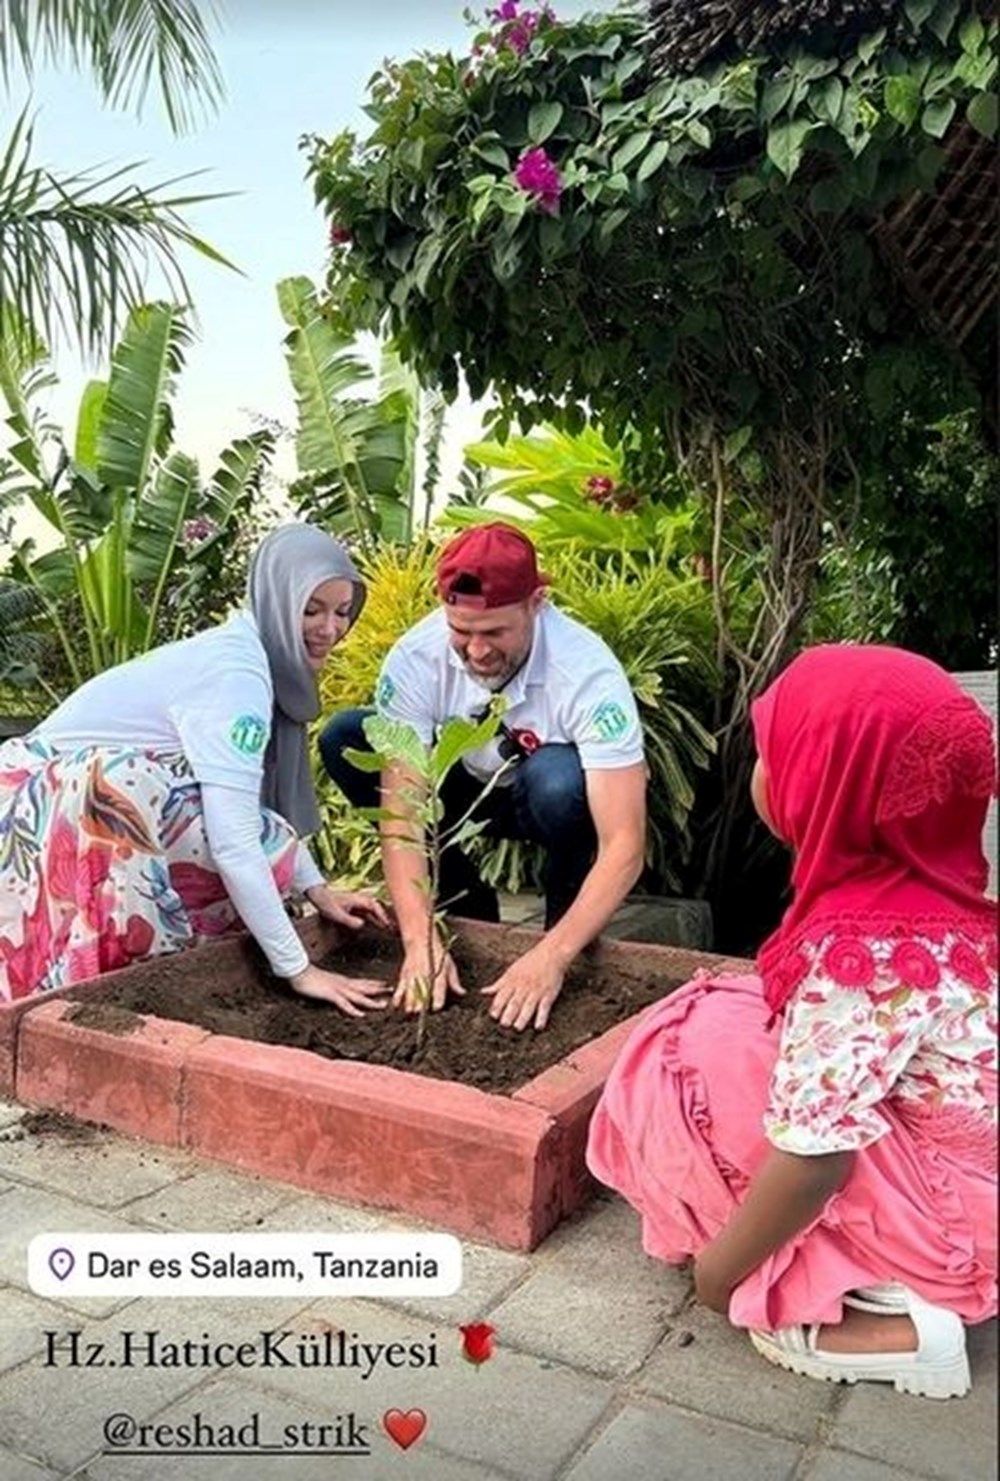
287 964 391 1017
306 883 391 932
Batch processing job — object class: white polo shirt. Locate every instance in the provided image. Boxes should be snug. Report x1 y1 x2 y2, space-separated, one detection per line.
374 603 644 781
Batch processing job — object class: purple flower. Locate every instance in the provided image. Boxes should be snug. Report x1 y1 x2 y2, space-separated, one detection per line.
513 146 563 214
487 2 555 56
182 516 219 549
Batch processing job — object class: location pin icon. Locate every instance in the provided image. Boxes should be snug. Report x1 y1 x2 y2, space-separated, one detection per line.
49 1247 75 1281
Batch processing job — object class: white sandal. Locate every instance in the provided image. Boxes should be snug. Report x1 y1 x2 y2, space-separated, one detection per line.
749 1286 971 1399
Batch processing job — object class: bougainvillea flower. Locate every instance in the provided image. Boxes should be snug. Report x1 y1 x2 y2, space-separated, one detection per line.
182 515 218 548
513 146 563 214
459 1322 497 1365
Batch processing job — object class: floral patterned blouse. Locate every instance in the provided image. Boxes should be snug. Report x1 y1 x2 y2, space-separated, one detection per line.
764 932 998 1155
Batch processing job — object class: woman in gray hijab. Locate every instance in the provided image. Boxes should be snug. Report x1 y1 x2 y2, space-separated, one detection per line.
0 523 390 1010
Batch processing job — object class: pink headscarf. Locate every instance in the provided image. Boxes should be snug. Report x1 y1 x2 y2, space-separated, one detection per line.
752 645 997 1015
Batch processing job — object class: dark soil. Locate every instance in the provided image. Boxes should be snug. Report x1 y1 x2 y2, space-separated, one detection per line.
66 931 683 1095
2 1109 108 1144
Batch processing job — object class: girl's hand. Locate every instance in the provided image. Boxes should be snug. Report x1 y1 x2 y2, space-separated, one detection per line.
693 1245 736 1315
287 964 391 1017
306 884 391 931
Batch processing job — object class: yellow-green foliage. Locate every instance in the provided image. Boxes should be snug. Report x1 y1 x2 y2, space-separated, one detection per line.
543 549 718 885
318 539 437 712
311 540 438 887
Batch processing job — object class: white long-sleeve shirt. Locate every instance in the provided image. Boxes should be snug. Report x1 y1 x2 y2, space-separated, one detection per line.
36 612 319 977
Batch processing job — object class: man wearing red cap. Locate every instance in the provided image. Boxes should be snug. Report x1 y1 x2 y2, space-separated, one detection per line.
319 523 647 1031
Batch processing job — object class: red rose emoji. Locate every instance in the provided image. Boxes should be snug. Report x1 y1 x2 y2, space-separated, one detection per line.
459 1322 496 1366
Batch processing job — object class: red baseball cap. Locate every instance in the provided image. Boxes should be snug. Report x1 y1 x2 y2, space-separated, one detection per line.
436 523 548 609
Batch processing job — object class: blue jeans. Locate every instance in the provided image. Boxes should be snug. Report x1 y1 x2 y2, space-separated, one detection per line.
317 708 597 928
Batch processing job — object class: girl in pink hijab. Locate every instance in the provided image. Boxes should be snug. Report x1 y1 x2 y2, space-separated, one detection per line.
588 645 997 1399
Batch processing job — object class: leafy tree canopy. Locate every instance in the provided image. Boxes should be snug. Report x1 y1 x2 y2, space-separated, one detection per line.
305 0 996 458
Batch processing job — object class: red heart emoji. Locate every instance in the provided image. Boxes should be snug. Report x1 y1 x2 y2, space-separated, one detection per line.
383 1408 427 1451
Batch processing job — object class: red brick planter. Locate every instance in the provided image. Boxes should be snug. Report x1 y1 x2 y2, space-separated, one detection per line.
6 919 747 1250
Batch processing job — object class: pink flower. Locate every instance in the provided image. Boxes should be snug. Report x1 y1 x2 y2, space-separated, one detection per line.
822 938 876 989
46 816 79 903
0 890 54 998
99 914 155 973
889 941 940 991
984 935 997 972
585 475 616 498
513 147 563 214
182 515 218 548
329 223 353 247
948 941 990 990
505 15 540 54
169 861 228 912
490 0 520 18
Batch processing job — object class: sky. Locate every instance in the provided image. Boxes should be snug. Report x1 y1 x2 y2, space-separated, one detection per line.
5 0 593 515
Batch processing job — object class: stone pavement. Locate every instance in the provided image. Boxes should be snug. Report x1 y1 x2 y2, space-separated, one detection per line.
0 1097 995 1481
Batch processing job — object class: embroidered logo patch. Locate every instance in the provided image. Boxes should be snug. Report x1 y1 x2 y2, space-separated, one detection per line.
229 713 268 756
376 673 397 710
592 700 629 742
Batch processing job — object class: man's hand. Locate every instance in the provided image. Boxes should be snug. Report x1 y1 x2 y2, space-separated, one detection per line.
481 943 565 1031
306 884 391 932
394 933 465 1013
287 964 391 1018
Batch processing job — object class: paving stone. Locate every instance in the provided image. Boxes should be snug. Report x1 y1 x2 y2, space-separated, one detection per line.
254 1296 614 1481
0 1324 205 1471
602 896 714 950
828 1320 999 1481
85 1370 515 1480
0 1186 143 1318
124 1168 298 1230
0 1284 94 1374
486 1196 688 1377
806 1455 940 1481
499 893 714 948
563 1401 803 1481
382 1235 531 1325
0 1450 58 1480
0 1099 28 1132
0 1128 189 1209
255 1189 533 1322
635 1302 838 1443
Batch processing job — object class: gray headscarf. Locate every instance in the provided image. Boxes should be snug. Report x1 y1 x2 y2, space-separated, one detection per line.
247 522 365 836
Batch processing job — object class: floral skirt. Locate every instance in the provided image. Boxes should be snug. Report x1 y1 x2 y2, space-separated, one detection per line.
0 738 297 1000
586 972 998 1330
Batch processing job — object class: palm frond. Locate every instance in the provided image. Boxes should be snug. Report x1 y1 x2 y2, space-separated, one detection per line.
97 301 192 491
0 0 224 134
0 109 236 356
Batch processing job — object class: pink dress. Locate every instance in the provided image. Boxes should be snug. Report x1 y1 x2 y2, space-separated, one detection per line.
586 932 997 1331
